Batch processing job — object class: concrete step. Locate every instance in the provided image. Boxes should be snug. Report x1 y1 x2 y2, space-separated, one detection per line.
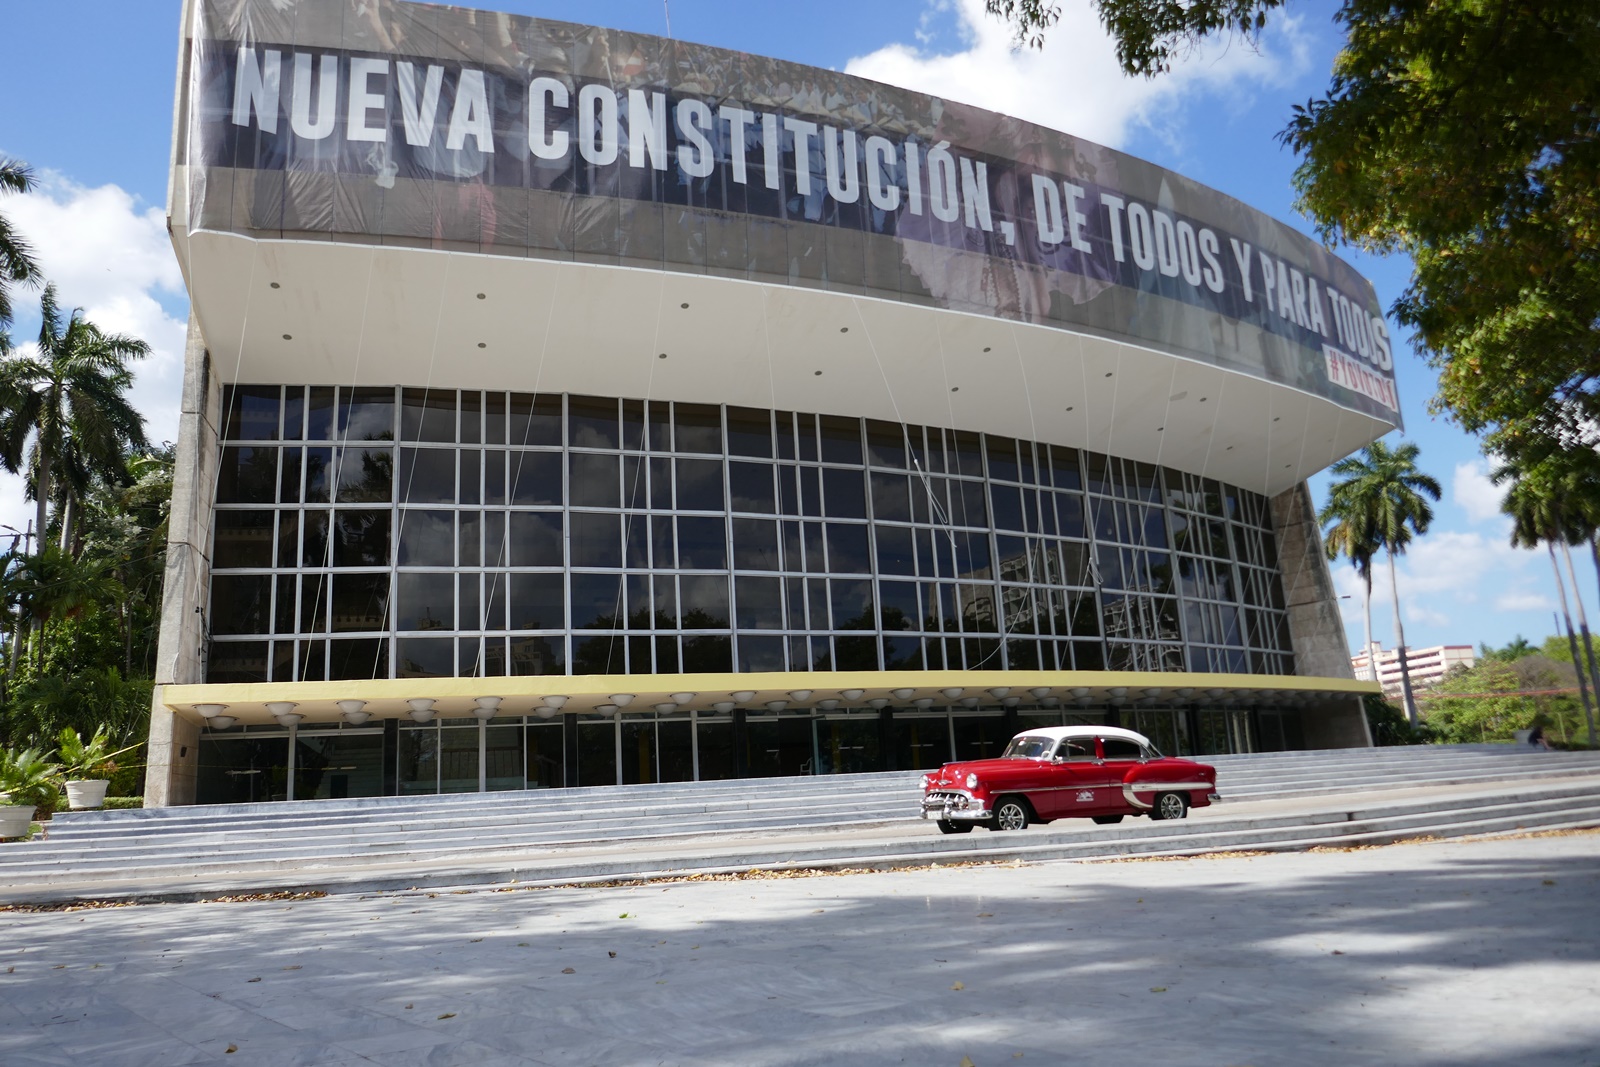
4 778 1596 905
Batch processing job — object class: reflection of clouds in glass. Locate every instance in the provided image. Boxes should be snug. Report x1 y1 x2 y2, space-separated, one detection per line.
397 510 454 566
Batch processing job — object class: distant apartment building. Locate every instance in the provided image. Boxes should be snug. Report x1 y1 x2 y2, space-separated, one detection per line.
1351 644 1476 696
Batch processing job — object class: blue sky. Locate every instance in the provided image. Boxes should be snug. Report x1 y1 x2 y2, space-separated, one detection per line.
0 0 1579 658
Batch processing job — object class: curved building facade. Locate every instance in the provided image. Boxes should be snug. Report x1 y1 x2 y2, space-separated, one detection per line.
150 0 1389 805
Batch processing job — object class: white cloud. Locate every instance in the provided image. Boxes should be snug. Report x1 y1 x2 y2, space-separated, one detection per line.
1495 589 1556 613
1452 459 1506 524
844 0 1310 150
0 172 187 541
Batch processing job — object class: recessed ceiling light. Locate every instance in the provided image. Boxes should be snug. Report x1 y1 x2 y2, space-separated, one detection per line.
1272 416 1280 422
814 370 823 376
269 282 281 289
982 346 991 352
477 342 487 349
680 302 689 309
1104 372 1113 377
281 333 292 340
1284 463 1292 468
839 327 848 333
1226 445 1234 451
1065 406 1074 411
1156 426 1164 431
951 387 959 392
658 353 667 359
476 292 486 300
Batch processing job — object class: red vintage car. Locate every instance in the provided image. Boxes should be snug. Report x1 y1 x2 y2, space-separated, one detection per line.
920 725 1218 833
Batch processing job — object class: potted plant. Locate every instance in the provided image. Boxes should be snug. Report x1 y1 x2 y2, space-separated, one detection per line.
56 727 136 810
0 747 60 840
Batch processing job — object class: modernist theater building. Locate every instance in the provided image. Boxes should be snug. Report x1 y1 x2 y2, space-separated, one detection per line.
147 0 1394 806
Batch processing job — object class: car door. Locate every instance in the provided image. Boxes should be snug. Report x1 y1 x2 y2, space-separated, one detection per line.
1094 736 1146 813
1033 737 1099 819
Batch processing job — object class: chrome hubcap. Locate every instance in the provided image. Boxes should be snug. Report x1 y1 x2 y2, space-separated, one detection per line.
997 804 1025 830
1159 794 1184 819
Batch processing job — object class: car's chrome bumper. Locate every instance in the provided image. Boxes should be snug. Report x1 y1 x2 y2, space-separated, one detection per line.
920 791 990 821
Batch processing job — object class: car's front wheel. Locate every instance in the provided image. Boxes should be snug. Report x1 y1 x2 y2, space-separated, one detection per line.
990 797 1030 831
1149 792 1189 821
936 819 973 834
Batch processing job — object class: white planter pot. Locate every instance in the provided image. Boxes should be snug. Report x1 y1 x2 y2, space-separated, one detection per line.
65 779 110 810
0 804 34 840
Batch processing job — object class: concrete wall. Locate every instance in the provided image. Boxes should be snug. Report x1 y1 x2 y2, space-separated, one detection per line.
1270 481 1358 683
145 313 220 806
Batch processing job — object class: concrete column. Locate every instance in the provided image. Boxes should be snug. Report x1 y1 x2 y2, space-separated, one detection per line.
145 313 221 806
1269 482 1358 682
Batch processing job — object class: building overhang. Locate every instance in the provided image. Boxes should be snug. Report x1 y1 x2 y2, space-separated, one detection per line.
163 670 1379 728
173 230 1393 499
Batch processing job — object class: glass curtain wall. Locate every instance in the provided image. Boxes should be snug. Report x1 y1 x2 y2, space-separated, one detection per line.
207 387 1293 681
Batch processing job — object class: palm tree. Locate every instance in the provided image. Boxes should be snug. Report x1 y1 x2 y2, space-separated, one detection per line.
0 285 149 544
1320 506 1380 682
0 157 40 328
1324 439 1441 725
1497 459 1600 748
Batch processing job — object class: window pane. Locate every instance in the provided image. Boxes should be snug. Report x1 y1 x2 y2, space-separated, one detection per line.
216 447 278 503
568 396 620 449
331 573 389 632
400 388 456 442
569 452 620 508
329 638 388 679
397 637 454 677
571 572 623 629
731 518 779 571
508 511 563 567
680 575 730 627
825 523 871 573
735 575 783 629
213 511 273 568
508 393 562 446
818 415 862 464
822 467 866 519
279 447 302 503
222 385 279 440
211 575 271 634
570 512 622 568
673 403 722 453
726 407 773 458
510 451 562 505
677 516 726 570
304 447 332 502
729 461 777 513
396 572 454 631
397 510 454 566
306 386 335 440
675 458 725 511
508 572 563 629
334 446 393 503
398 448 455 504
339 387 395 442
512 634 565 675
829 579 874 629
332 510 391 566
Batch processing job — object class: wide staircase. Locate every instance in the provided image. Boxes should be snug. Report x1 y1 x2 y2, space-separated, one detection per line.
3 744 1598 905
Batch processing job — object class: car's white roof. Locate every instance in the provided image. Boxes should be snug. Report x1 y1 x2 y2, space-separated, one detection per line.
1010 725 1151 746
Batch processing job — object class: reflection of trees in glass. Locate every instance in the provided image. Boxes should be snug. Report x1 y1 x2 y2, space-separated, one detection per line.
335 447 393 502
682 633 731 673
332 510 391 566
572 635 624 675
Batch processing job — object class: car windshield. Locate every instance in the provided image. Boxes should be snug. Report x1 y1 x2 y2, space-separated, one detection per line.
1002 736 1056 759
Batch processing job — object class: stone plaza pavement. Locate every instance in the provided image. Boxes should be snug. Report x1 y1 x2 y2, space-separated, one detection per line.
2 832 1597 1067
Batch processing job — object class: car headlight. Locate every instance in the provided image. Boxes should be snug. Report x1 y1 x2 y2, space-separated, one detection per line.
920 774 931 788
965 772 978 789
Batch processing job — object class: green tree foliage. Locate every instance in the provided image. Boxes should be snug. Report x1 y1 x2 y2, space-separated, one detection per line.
0 157 40 329
1423 652 1589 748
1322 438 1440 724
0 284 149 542
1001 2 1600 450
